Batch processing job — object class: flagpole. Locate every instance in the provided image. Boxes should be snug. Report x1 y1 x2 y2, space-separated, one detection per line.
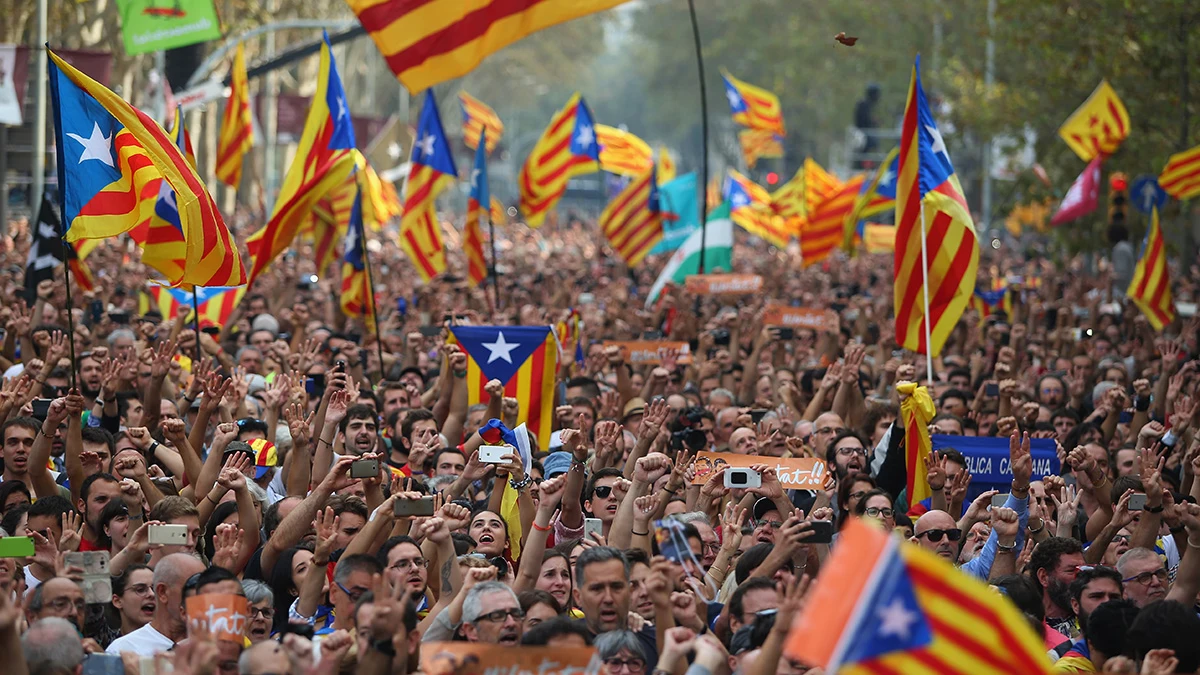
360 234 385 384
58 240 79 391
686 0 709 274
918 201 934 384
486 210 499 316
191 287 201 363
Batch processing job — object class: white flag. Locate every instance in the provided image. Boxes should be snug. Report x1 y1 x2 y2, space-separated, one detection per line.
0 45 22 126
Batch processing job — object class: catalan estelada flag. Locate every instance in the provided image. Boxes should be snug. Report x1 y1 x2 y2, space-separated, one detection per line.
140 285 245 326
450 325 557 445
359 158 400 231
459 91 503 154
894 56 978 357
738 129 784 169
340 181 376 331
1158 144 1200 201
348 0 633 93
657 146 676 184
844 147 900 252
246 34 357 285
465 130 490 288
898 381 935 508
138 107 191 286
800 175 863 265
1126 206 1175 331
969 286 1013 320
215 43 254 187
721 70 785 135
785 518 1051 675
596 124 653 177
400 91 457 281
772 159 841 232
1058 80 1130 162
600 166 663 268
48 49 246 287
519 93 600 227
724 169 788 249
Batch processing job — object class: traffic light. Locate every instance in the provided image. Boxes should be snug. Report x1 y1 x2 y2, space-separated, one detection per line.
1108 172 1128 228
766 172 779 186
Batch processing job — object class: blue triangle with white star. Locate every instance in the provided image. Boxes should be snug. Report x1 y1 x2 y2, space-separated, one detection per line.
451 325 551 385
569 97 600 161
912 56 954 196
413 91 457 177
323 32 357 151
840 544 933 664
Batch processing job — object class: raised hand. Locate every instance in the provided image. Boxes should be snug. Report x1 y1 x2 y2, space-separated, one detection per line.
283 403 314 449
314 506 340 557
210 523 243 571
149 339 177 379
634 453 672 484
640 398 670 438
325 389 352 426
925 450 947 492
260 374 290 411
1009 431 1032 490
536 474 568 513
59 511 83 552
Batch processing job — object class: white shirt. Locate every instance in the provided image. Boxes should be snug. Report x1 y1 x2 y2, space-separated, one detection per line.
106 622 174 656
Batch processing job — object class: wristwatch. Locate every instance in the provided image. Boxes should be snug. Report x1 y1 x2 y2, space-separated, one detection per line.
997 542 1017 553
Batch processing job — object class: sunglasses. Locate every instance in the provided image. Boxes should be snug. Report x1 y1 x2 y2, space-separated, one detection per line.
593 485 614 499
917 528 962 543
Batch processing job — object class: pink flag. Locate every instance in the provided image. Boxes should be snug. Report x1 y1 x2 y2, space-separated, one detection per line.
1050 157 1101 226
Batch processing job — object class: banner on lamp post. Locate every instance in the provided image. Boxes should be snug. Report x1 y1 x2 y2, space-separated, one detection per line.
115 0 222 55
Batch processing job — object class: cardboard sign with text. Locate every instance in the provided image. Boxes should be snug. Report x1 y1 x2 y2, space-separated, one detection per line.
185 593 249 643
684 274 763 296
762 306 840 333
691 451 826 489
421 643 600 675
604 340 691 365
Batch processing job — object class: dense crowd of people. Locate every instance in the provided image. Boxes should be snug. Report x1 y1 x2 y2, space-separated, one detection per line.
0 212 1197 675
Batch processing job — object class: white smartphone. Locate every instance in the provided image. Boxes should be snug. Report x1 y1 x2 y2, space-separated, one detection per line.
148 523 188 546
1128 493 1148 511
584 518 603 540
991 493 1010 509
724 468 762 489
478 445 510 463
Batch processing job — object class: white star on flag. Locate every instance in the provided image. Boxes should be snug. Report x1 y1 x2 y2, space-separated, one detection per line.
336 96 348 119
731 192 749 208
876 598 919 639
66 122 114 167
925 124 946 157
878 168 895 187
575 124 594 148
418 134 436 158
482 331 519 364
726 88 741 108
470 168 480 190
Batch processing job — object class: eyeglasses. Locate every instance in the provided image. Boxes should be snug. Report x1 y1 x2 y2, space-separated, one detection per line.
756 520 783 530
474 607 524 623
817 427 843 436
49 596 87 613
864 507 894 519
836 446 867 457
916 528 961 543
1122 569 1168 586
389 558 429 572
250 606 275 619
335 581 369 602
1111 535 1131 545
125 583 154 597
593 485 614 499
849 491 868 501
604 658 646 673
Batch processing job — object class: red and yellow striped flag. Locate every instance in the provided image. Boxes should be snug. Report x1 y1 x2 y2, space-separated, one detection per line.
772 158 842 234
215 43 253 188
600 167 663 268
1126 206 1175 331
400 92 457 281
724 169 789 249
657 146 676 184
347 0 634 93
899 381 935 507
799 175 864 265
1058 80 1130 162
1158 145 1200 201
596 124 653 177
246 36 356 284
360 159 400 230
518 93 600 227
894 57 978 357
721 70 785 135
490 197 507 226
738 129 783 169
465 129 490 288
459 91 503 154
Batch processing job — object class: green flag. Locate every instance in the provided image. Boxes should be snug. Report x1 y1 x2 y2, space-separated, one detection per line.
116 0 222 55
646 202 734 307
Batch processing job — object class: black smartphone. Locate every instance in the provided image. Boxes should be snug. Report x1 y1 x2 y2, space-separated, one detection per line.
279 621 314 641
774 327 795 340
304 378 316 396
31 398 52 420
489 556 508 580
985 383 999 397
749 409 770 423
642 330 663 340
711 329 730 346
89 300 103 325
806 520 834 544
308 373 325 392
418 326 442 337
333 360 346 373
1118 410 1133 424
108 311 130 325
394 497 436 517
1044 307 1059 331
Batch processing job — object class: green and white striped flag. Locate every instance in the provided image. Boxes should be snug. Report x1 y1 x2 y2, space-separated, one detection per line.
646 202 734 307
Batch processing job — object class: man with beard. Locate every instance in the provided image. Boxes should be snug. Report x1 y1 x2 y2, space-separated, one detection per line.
392 409 438 470
1028 537 1086 637
959 521 990 564
378 537 431 614
461 581 523 645
78 352 105 403
1065 567 1123 646
826 430 868 482
341 405 381 456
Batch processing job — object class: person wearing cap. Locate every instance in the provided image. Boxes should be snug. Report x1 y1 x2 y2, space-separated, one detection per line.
542 452 573 480
621 398 646 431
